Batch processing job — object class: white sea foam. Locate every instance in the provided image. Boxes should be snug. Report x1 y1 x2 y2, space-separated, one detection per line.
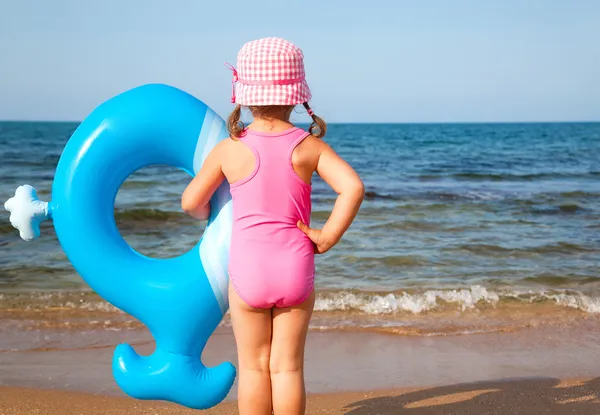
3 287 600 316
314 285 500 314
541 292 600 313
314 286 600 314
463 191 505 201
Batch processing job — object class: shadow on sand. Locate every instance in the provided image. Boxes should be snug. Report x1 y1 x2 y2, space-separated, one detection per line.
344 377 600 414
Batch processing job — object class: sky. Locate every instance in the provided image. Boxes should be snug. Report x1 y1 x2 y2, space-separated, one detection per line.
0 0 599 123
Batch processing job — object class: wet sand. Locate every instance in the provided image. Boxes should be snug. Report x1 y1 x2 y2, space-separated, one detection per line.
4 326 600 396
2 327 600 413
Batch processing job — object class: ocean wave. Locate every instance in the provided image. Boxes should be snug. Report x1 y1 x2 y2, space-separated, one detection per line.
364 191 402 200
340 254 426 267
4 287 600 343
2 205 193 229
356 182 600 211
314 287 600 314
361 190 509 203
119 180 157 189
449 241 596 257
0 291 120 313
0 222 17 235
520 274 600 286
6 285 600 316
545 292 600 313
558 191 600 198
366 221 449 232
364 191 600 207
315 286 500 314
0 266 75 289
114 208 190 223
528 204 588 215
418 171 600 182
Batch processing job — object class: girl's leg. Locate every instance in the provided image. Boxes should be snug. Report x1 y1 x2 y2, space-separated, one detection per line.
229 286 273 415
270 292 315 415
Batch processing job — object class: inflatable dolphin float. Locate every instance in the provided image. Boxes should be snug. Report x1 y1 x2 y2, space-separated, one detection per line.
4 84 236 409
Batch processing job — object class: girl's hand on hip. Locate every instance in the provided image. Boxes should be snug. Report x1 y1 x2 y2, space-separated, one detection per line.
297 221 330 254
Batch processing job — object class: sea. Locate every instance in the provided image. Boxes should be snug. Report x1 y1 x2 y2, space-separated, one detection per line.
1 122 599 351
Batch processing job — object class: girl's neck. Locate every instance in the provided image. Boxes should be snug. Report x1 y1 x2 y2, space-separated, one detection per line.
248 117 295 134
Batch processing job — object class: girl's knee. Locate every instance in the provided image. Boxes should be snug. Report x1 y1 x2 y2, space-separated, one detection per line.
269 355 303 374
240 345 271 373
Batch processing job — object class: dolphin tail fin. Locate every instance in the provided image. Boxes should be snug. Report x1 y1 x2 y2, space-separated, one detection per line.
113 343 236 410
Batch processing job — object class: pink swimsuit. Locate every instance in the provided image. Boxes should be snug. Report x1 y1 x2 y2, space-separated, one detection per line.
229 127 315 308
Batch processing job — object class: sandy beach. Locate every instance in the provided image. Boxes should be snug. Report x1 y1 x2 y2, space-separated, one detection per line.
3 325 600 414
2 377 600 414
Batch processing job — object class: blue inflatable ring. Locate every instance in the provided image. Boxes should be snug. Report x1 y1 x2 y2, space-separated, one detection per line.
4 84 236 409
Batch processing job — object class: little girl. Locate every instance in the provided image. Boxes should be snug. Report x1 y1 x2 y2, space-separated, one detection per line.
181 37 364 415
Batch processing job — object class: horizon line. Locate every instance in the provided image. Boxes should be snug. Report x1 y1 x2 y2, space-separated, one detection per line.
1 119 599 125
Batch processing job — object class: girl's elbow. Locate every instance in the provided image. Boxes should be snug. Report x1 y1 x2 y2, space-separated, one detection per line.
340 179 365 200
181 195 196 214
353 179 366 200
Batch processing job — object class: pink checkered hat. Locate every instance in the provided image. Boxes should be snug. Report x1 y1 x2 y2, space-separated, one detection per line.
226 37 312 106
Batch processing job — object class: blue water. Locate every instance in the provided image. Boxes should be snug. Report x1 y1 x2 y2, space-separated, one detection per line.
1 122 600 336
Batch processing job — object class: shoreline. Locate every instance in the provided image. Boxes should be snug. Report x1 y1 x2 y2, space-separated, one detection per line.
4 287 600 343
2 377 600 414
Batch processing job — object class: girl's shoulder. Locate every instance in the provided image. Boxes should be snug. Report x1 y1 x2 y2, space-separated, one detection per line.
301 133 332 155
293 133 330 168
206 137 246 164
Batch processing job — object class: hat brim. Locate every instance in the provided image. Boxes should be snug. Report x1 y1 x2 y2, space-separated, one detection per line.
235 80 312 106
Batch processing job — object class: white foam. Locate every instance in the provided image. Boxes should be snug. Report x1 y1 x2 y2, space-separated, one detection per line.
5 287 600 317
542 292 600 314
314 285 500 314
463 190 505 201
433 285 500 311
314 287 600 315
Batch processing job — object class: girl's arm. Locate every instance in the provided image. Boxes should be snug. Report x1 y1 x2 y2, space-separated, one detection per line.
181 143 226 220
297 142 364 253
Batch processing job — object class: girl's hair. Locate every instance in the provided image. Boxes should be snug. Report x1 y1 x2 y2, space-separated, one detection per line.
227 103 327 140
227 105 245 139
